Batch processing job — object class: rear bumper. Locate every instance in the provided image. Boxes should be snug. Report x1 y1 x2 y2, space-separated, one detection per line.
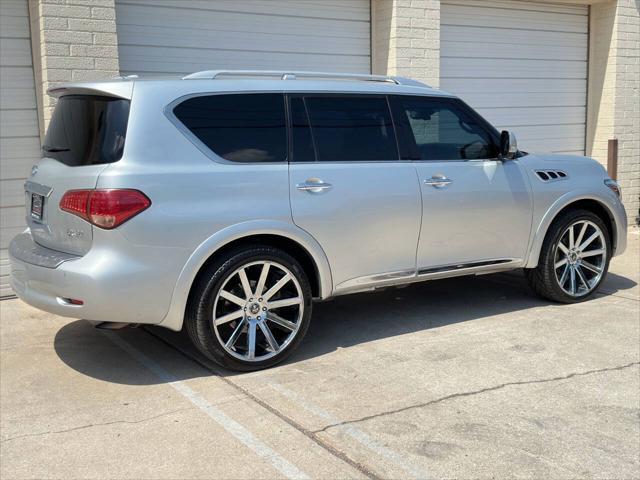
9 230 171 325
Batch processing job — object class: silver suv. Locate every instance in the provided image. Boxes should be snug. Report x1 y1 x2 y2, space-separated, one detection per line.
10 70 627 371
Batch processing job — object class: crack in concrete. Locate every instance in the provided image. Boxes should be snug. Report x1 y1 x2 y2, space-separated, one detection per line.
315 361 640 434
1 407 193 443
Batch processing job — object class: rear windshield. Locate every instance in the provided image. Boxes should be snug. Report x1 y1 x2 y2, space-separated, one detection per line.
44 95 130 166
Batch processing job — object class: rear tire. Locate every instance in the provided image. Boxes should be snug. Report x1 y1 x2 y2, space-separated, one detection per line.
186 246 312 371
525 209 611 303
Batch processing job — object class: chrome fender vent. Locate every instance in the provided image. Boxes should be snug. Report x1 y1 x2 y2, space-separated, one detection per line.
535 170 568 182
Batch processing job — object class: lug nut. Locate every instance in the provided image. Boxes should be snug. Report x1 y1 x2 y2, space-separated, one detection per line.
262 307 267 311
259 298 263 302
249 298 253 302
257 316 261 320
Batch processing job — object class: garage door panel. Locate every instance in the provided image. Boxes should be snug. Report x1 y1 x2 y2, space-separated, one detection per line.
0 0 38 296
116 25 369 56
442 24 587 49
477 106 586 128
442 41 586 62
444 0 591 16
442 3 587 33
120 48 370 76
0 39 34 67
0 110 38 139
444 78 586 95
442 1 587 154
441 57 586 79
116 0 370 76
121 0 369 21
460 92 585 110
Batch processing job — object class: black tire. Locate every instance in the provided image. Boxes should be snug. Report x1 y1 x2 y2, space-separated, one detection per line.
185 246 312 371
525 209 611 303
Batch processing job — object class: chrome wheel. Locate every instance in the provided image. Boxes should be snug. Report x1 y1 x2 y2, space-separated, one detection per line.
212 261 304 362
554 220 607 297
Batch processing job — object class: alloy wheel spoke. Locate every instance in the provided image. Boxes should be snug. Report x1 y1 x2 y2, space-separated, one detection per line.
258 321 279 352
575 222 588 249
225 319 246 349
238 268 253 300
263 273 292 301
559 264 570 286
555 257 568 269
269 297 302 309
580 259 602 274
579 231 600 251
215 309 244 326
575 266 590 290
267 312 297 331
570 266 577 294
219 289 246 307
557 242 570 255
247 321 257 360
580 248 605 259
254 263 270 297
568 225 575 248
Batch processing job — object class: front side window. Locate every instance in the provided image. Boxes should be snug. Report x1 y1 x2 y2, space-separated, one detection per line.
392 96 497 161
303 96 398 162
173 93 286 163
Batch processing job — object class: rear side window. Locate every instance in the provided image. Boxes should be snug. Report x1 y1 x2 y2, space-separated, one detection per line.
173 93 286 163
44 95 130 166
304 96 398 162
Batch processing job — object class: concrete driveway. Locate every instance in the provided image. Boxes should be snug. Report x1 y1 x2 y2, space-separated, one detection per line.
1 231 638 479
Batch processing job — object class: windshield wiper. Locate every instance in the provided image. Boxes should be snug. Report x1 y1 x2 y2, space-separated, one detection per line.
42 145 70 153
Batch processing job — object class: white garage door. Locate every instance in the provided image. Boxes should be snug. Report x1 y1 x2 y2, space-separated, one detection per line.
441 0 588 155
115 0 371 76
0 0 40 297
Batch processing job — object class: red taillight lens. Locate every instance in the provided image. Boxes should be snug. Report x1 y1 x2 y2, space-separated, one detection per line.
59 190 91 221
60 189 151 229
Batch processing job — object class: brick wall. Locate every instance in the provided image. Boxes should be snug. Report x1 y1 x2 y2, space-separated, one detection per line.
587 0 639 224
29 0 120 136
372 0 440 88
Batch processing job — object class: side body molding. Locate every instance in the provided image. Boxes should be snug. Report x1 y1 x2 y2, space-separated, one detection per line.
524 189 627 269
158 220 333 331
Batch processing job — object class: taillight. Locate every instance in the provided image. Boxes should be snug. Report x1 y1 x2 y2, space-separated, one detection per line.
59 189 151 229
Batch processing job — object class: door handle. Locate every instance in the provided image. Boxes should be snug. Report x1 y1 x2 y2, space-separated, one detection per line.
424 176 453 188
296 179 333 193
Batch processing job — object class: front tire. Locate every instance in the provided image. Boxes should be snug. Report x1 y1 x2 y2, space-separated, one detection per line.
525 209 611 303
186 246 312 371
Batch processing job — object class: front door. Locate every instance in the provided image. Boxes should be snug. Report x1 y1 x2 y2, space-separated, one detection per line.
287 95 422 291
391 95 533 271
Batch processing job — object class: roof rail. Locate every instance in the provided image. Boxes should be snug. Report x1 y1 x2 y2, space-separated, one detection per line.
181 70 430 87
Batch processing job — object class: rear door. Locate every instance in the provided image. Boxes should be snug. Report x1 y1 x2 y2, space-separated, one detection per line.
288 94 422 291
26 95 130 255
390 95 532 270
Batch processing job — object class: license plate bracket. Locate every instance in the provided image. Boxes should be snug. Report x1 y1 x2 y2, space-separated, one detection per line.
30 193 44 220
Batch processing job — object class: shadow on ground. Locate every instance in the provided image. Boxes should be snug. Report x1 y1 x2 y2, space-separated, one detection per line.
53 269 637 385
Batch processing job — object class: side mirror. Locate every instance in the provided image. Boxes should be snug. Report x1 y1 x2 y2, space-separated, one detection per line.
500 130 518 159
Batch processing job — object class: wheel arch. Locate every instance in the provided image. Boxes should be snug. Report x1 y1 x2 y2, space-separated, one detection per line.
525 193 619 268
158 221 333 331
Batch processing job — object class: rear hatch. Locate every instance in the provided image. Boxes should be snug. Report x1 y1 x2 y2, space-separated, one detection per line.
26 93 130 255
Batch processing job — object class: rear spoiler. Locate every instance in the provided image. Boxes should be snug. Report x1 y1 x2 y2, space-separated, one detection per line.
47 80 134 100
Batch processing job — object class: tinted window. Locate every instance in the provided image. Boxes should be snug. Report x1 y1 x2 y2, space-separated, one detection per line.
290 97 316 162
393 96 497 161
174 93 286 163
305 96 397 162
44 95 129 166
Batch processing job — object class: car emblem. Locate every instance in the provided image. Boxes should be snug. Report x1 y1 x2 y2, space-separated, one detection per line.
66 229 84 238
31 165 38 176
